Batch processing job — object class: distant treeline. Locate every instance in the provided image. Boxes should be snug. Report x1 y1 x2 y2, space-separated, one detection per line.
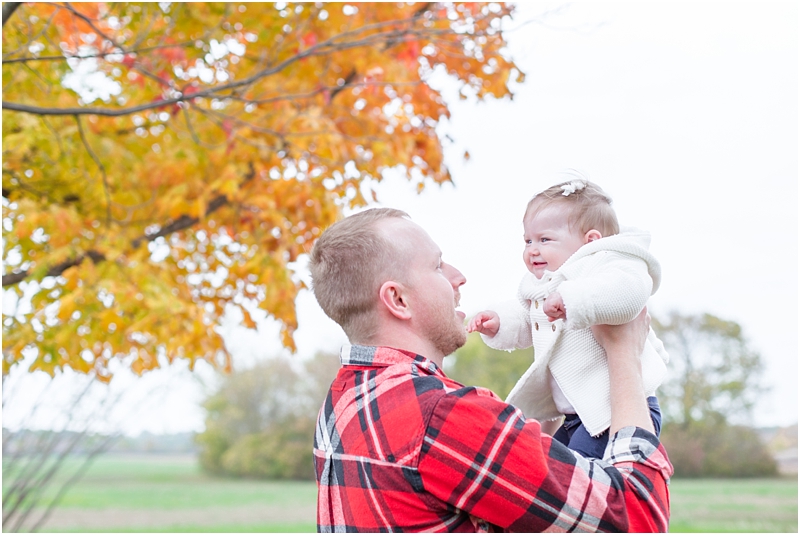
2 428 197 456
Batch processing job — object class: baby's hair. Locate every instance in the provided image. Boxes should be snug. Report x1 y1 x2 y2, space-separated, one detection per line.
524 171 620 237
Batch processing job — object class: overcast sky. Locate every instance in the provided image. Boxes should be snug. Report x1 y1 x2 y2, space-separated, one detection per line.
4 1 797 434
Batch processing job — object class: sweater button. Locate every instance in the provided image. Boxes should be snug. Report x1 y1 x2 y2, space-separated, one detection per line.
534 322 539 330
552 324 556 332
534 300 539 309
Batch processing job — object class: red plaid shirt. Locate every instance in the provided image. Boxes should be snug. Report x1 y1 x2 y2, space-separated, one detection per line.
314 345 672 532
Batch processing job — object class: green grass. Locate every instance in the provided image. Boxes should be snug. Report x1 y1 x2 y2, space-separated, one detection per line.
668 477 798 533
3 455 318 532
54 523 317 533
7 455 316 510
6 455 797 532
59 460 315 509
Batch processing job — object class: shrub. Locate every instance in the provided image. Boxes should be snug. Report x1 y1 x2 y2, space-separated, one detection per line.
220 417 317 480
196 352 339 480
661 422 778 477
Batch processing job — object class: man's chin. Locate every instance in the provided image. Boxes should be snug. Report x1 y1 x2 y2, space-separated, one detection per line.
442 330 467 357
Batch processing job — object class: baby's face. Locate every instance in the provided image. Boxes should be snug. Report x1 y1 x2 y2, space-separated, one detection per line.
522 204 587 278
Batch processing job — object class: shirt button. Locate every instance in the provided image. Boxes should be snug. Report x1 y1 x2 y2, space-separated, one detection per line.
534 322 539 330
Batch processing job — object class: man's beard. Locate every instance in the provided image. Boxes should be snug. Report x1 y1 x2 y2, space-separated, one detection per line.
428 310 467 358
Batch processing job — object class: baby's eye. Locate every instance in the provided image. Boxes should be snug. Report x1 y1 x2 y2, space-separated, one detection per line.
540 237 550 243
525 239 533 245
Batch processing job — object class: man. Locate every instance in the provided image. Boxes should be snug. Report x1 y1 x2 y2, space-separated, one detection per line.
309 208 672 532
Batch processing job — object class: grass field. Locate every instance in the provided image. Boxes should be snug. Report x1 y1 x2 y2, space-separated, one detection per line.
6 454 797 532
668 478 798 533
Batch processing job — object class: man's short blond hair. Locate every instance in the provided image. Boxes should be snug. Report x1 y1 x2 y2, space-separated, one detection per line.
524 174 619 237
309 208 410 342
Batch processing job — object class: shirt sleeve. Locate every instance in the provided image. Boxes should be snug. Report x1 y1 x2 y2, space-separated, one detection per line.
558 252 653 331
417 387 672 532
480 299 532 351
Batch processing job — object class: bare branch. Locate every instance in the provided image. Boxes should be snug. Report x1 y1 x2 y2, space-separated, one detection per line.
2 377 96 527
29 433 120 533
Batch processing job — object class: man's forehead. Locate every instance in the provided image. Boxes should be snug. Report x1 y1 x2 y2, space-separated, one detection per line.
378 216 422 238
377 217 439 253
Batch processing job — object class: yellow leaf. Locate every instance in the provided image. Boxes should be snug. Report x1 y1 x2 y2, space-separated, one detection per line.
241 307 257 329
57 293 78 323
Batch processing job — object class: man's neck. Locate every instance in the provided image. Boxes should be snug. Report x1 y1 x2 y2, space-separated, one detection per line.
358 331 445 369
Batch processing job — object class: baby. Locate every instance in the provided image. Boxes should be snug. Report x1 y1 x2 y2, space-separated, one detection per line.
467 173 669 458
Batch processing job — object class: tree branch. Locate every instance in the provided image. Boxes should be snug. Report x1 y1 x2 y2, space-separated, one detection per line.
1 41 195 64
130 162 255 248
61 2 118 47
3 165 256 287
2 2 20 27
2 250 108 287
2 18 448 117
75 115 112 226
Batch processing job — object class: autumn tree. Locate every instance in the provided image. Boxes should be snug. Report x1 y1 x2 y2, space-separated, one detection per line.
652 312 765 427
2 3 523 381
652 312 776 477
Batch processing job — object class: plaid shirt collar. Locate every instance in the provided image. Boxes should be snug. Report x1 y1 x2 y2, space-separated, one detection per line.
340 344 445 377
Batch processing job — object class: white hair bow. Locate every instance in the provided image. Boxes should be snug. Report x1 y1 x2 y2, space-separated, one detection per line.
561 180 586 196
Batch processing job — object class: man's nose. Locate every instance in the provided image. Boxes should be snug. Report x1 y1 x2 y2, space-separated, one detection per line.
444 263 466 288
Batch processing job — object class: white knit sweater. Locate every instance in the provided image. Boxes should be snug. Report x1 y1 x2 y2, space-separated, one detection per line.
481 228 669 437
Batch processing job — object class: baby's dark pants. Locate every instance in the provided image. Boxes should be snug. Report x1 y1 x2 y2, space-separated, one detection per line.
551 396 662 459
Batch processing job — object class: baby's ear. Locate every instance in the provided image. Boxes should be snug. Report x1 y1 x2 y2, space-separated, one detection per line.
584 229 602 243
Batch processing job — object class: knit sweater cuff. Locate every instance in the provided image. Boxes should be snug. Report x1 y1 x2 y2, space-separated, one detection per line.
482 300 531 351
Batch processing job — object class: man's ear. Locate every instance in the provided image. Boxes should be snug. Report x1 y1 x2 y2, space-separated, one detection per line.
584 229 602 243
378 280 412 320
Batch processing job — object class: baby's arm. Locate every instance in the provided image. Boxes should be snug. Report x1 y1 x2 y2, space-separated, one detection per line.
467 310 500 337
559 253 653 330
473 300 533 350
543 292 566 322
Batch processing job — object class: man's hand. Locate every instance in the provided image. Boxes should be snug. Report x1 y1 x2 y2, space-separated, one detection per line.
592 308 655 435
544 292 566 322
467 311 500 337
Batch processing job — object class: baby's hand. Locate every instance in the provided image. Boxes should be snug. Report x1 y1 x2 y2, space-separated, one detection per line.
544 292 566 322
467 311 500 337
